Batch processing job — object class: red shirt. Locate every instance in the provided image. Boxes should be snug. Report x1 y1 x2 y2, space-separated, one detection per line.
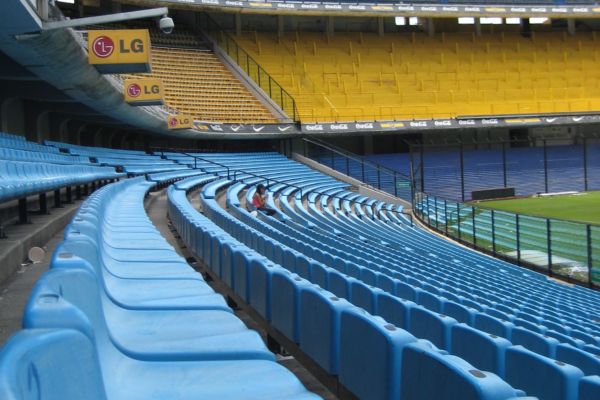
252 192 264 208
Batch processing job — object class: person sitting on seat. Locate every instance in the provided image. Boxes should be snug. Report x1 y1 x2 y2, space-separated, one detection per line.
252 184 277 216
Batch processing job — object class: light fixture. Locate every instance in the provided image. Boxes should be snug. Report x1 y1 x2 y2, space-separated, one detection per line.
458 17 475 25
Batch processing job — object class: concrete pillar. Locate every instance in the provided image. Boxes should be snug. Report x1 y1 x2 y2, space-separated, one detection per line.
567 19 576 36
377 17 384 37
277 15 284 39
36 111 51 143
235 13 242 36
327 16 334 37
59 119 70 143
475 18 482 37
426 18 435 37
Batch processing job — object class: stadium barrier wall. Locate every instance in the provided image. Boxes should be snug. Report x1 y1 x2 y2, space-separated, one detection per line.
413 192 600 289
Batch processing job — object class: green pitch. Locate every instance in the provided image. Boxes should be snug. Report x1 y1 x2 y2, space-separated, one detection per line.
474 191 600 225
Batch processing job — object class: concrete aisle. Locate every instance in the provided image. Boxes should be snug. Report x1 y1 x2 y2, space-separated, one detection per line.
146 189 338 400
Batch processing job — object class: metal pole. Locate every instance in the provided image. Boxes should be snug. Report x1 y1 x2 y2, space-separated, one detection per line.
420 144 425 194
460 143 465 202
471 205 476 247
587 224 593 287
444 199 448 234
516 214 521 264
502 141 508 188
361 162 365 182
434 196 439 229
377 168 381 190
491 210 496 255
543 139 549 193
393 172 398 197
583 137 589 191
457 202 461 241
547 218 552 275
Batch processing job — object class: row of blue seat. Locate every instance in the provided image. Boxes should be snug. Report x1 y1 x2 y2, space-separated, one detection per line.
0 177 318 399
0 159 123 203
0 147 92 165
167 176 532 400
166 152 598 398
199 176 600 400
259 176 600 341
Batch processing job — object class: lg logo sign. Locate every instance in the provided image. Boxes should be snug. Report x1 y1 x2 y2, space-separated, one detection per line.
92 36 114 58
127 83 142 98
92 36 145 58
168 117 179 127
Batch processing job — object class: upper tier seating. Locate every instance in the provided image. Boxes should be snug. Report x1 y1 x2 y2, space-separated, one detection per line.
165 151 600 399
236 31 600 122
142 47 277 123
87 21 277 123
0 177 319 399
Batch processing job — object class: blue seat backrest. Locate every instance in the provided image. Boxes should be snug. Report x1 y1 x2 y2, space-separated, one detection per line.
339 307 416 400
23 268 106 344
400 342 523 400
474 313 515 339
451 323 512 377
510 327 559 358
505 345 584 400
409 306 457 350
579 375 600 400
555 343 600 376
299 285 353 375
0 329 106 400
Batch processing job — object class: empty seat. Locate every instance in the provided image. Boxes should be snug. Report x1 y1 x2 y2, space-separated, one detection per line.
401 342 526 400
505 345 584 400
451 323 512 377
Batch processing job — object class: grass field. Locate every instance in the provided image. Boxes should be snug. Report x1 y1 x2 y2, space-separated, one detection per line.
475 191 600 225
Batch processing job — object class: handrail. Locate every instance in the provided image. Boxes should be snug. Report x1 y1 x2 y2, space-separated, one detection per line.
197 13 300 122
301 137 414 202
303 137 411 180
413 191 599 289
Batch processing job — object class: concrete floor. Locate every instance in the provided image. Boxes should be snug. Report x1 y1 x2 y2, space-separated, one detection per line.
0 229 60 344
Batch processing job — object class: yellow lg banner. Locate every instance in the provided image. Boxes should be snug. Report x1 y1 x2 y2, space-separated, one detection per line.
124 78 163 106
167 115 194 130
88 30 151 73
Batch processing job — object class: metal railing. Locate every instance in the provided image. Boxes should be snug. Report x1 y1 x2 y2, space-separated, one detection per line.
302 138 413 203
152 148 406 219
413 191 600 289
198 13 299 122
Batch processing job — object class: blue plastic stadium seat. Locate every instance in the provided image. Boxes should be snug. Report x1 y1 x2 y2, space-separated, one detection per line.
444 301 478 325
339 307 416 400
451 323 512 377
400 342 526 400
555 343 600 376
510 327 559 357
0 329 107 400
375 292 416 330
25 268 273 362
579 375 600 400
299 285 354 374
474 313 516 339
409 306 457 350
505 345 584 400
